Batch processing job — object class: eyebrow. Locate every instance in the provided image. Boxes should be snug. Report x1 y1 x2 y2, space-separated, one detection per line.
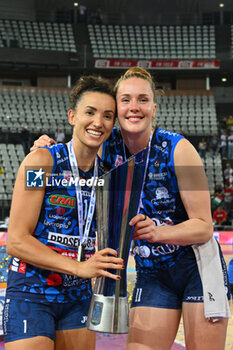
120 93 150 97
85 106 115 113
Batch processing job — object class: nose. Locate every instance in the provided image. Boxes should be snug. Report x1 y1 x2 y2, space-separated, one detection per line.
92 113 103 128
129 98 139 112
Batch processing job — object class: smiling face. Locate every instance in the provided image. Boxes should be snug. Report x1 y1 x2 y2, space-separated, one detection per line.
68 91 115 152
116 77 157 137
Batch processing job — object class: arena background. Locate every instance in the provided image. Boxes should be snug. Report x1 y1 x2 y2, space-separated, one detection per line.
0 0 233 348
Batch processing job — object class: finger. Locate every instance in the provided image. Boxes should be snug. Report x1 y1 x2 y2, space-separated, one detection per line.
134 223 152 234
100 256 124 264
48 138 56 145
42 134 56 144
30 146 36 152
129 213 145 226
101 262 125 270
132 233 151 241
100 261 125 270
101 270 121 280
41 134 54 142
39 138 55 146
133 220 152 233
99 248 119 257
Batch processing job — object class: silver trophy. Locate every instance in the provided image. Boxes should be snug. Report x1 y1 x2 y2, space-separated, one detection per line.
86 148 149 334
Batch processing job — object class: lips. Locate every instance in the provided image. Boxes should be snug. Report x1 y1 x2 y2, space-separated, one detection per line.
126 116 144 121
86 129 103 137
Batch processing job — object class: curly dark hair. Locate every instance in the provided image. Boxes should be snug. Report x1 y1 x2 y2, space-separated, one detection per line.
70 75 115 110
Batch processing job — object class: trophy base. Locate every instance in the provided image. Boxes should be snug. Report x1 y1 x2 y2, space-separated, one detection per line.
86 294 129 334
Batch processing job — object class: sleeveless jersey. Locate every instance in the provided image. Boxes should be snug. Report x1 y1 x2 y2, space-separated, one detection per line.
6 144 105 303
102 127 190 273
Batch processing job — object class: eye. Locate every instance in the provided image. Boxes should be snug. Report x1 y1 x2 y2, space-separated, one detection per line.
121 97 130 103
86 110 94 116
104 114 113 120
139 97 148 102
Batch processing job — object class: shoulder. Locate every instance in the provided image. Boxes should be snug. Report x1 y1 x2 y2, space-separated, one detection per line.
174 139 203 167
23 147 53 168
15 148 53 187
154 127 184 142
151 127 184 154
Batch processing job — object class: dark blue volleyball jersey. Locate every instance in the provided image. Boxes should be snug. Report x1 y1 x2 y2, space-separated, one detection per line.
102 127 191 273
6 144 105 303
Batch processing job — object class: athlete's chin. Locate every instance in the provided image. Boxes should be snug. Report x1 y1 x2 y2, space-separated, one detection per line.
121 123 147 134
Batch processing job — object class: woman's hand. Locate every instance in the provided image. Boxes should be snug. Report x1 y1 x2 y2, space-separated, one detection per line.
30 134 56 152
129 214 157 243
77 248 124 280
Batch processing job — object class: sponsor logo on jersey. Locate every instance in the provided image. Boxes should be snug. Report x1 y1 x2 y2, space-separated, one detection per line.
48 232 80 248
151 244 179 256
155 187 170 200
154 144 168 154
152 217 173 226
48 232 95 249
56 207 66 215
148 172 167 180
10 257 26 273
81 316 88 324
63 274 89 287
151 197 175 205
133 243 179 257
48 194 76 208
115 155 124 167
159 129 177 137
185 296 203 302
47 273 62 286
63 170 72 181
57 155 69 165
49 213 67 221
43 219 71 230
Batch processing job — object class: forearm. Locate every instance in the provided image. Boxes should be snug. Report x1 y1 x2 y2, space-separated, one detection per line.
7 231 124 281
7 231 79 276
153 218 213 245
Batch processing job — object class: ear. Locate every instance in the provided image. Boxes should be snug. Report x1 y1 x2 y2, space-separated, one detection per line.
152 103 157 119
68 109 75 126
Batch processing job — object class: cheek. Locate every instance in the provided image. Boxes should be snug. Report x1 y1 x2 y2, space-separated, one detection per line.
106 120 115 132
145 106 155 118
117 104 128 119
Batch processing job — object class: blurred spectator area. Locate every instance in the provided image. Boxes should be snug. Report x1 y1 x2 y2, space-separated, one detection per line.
156 90 217 136
232 25 233 58
0 19 77 52
0 144 24 202
88 24 216 59
0 86 72 135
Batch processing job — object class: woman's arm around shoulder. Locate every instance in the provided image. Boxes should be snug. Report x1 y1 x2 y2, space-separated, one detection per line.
30 134 56 152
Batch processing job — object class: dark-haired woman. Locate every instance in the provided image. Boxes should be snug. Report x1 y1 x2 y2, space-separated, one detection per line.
3 76 124 350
